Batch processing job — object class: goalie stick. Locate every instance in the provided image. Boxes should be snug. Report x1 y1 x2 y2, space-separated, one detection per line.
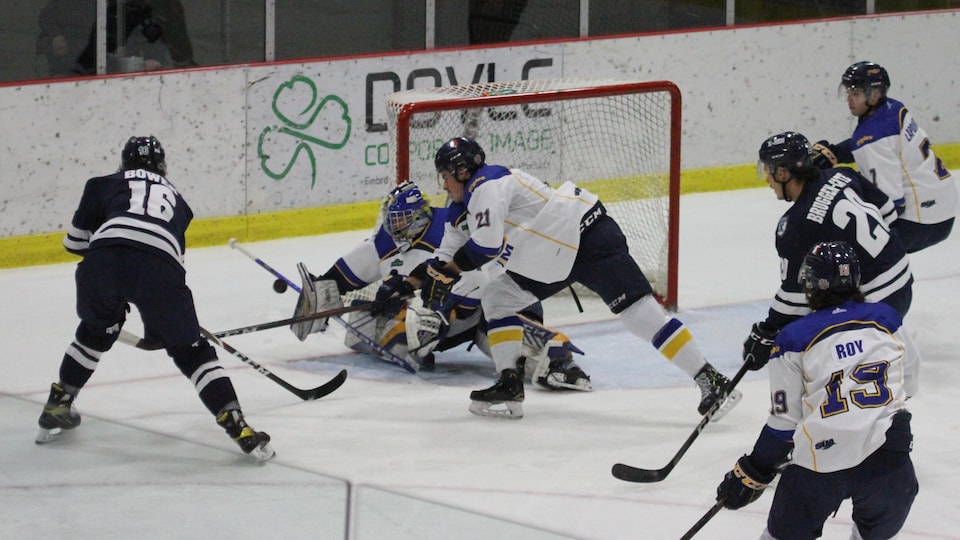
228 238 417 373
117 329 347 401
611 361 751 483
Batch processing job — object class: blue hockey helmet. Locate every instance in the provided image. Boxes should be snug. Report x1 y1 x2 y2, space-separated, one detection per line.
121 136 166 175
758 131 813 178
799 241 861 293
841 61 890 95
382 181 432 243
434 137 485 179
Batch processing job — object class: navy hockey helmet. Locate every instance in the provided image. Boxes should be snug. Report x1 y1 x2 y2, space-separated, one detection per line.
758 131 813 178
382 181 432 243
121 136 166 175
799 241 861 293
841 61 890 95
435 137 485 179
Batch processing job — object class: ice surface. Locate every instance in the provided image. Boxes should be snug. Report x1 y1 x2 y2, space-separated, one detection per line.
2 188 958 539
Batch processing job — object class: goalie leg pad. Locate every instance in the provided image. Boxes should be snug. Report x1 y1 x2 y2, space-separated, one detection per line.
344 307 377 353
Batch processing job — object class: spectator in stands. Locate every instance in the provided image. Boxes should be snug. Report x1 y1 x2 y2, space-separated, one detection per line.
73 0 196 75
36 0 96 77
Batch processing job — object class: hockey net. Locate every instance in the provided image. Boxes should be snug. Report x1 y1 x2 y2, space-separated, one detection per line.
385 79 681 309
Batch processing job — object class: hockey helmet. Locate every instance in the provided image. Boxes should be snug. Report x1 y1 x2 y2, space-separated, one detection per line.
382 181 432 243
757 131 813 178
434 137 485 178
121 136 166 175
799 241 861 293
841 61 890 95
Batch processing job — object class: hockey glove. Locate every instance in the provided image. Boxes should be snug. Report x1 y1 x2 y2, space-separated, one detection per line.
421 260 460 311
743 321 778 370
370 270 414 318
717 455 776 510
811 140 839 169
405 305 449 358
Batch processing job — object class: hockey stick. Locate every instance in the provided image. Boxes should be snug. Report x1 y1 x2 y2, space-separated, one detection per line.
116 329 348 401
200 327 347 400
228 238 293 288
679 499 725 540
214 302 374 338
228 238 418 373
114 303 374 351
611 361 751 483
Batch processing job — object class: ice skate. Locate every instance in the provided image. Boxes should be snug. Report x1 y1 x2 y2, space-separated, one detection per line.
694 364 742 422
539 365 593 392
36 382 81 444
531 348 592 392
217 409 276 462
469 368 524 419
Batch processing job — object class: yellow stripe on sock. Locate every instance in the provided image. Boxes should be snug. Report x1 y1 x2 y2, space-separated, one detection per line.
489 327 524 346
659 328 692 360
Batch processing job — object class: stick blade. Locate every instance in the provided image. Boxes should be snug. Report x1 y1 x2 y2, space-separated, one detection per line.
611 462 670 483
300 369 348 400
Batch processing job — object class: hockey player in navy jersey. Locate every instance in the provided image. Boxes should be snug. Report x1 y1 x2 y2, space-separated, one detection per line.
717 241 918 539
37 136 274 461
295 181 591 389
742 131 913 372
812 61 957 253
375 137 741 419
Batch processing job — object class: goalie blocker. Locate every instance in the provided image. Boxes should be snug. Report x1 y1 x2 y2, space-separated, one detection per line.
290 262 343 341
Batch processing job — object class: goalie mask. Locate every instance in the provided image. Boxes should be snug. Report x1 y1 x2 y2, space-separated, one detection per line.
799 241 861 293
435 137 485 179
121 135 166 175
382 181 432 243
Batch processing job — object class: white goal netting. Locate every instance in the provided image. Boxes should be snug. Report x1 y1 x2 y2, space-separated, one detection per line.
385 79 680 308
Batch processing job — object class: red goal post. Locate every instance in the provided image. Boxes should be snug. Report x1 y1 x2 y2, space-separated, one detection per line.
386 79 681 309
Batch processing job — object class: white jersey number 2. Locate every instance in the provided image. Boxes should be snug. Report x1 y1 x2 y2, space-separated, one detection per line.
832 189 890 258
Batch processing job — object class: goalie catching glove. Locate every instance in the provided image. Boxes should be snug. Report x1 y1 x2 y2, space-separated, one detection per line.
716 455 776 510
742 321 778 370
811 140 839 169
405 305 448 358
420 259 460 311
370 270 414 317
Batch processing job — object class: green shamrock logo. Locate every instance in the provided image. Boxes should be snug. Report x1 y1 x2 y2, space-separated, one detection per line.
257 75 352 188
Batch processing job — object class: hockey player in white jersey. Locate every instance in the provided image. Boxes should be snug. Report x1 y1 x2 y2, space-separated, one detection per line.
716 241 918 539
386 137 741 420
296 181 591 389
812 61 956 253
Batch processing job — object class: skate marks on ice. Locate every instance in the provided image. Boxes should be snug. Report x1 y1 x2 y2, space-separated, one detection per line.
0 396 347 539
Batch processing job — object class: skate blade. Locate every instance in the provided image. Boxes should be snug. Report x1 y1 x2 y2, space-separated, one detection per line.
538 375 593 392
709 389 743 423
250 442 276 463
35 427 64 444
468 400 523 419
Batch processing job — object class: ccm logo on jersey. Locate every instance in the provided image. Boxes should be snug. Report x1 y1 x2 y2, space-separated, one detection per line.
580 203 606 232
